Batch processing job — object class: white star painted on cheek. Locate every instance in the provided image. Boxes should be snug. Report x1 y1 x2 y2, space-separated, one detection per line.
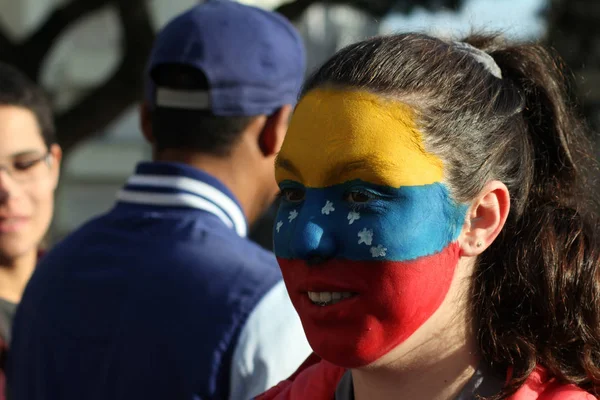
370 244 387 258
347 211 360 225
288 210 298 223
357 228 373 246
276 221 283 233
321 201 335 215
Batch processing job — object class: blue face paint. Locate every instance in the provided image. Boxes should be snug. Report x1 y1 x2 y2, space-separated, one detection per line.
274 180 467 263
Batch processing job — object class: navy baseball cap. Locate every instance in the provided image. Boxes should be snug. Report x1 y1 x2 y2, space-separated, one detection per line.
145 0 306 117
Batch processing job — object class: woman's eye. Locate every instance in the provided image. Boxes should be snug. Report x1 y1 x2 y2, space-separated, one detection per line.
281 188 305 203
345 191 372 204
14 159 39 171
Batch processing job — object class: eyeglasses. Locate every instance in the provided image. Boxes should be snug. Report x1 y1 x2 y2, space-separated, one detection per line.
0 152 52 183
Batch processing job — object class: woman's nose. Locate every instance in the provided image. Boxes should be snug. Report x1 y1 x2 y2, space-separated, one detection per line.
0 171 16 204
290 219 336 264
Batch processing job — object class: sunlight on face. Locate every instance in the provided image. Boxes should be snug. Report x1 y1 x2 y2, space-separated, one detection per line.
0 105 61 262
275 89 443 188
273 89 466 367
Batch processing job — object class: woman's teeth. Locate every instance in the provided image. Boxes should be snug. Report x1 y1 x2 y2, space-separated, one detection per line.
307 291 354 306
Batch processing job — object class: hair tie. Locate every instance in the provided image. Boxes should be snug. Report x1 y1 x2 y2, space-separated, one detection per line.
453 41 502 79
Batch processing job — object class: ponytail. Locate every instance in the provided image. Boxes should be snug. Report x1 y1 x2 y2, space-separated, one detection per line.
466 35 600 398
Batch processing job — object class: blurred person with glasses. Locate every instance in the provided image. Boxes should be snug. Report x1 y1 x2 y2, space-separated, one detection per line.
0 62 61 399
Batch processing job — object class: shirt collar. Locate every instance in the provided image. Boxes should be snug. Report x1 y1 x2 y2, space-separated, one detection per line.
116 161 248 237
335 365 505 400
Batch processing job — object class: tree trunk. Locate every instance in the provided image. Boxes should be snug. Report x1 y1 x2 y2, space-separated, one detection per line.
0 0 154 155
55 0 155 154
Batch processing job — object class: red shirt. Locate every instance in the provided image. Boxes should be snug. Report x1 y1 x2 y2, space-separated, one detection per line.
257 354 596 400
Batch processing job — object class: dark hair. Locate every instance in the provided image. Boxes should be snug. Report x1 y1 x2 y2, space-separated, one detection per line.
303 33 600 398
150 64 256 156
0 62 55 147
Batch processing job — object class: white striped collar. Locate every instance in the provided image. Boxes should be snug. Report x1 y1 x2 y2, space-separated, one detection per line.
116 163 248 237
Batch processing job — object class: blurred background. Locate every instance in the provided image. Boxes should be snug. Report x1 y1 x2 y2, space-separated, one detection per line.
0 0 597 249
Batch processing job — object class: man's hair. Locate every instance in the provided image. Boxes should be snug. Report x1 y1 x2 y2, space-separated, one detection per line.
0 62 55 147
150 64 257 156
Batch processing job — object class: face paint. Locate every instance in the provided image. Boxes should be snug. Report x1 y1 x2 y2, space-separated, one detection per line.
274 89 467 368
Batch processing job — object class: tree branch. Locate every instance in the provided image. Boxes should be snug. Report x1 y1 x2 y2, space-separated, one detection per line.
0 28 19 67
276 0 464 21
20 0 112 79
55 61 138 152
115 0 154 59
56 0 155 154
276 0 315 20
0 30 15 54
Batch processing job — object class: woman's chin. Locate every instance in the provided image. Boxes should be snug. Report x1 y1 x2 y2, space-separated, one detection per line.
0 236 37 263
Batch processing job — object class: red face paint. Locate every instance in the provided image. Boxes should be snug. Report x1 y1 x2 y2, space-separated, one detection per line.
277 243 460 368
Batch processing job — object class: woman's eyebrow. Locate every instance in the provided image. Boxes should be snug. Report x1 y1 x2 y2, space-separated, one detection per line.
323 160 368 184
0 149 44 159
274 156 303 180
322 159 397 186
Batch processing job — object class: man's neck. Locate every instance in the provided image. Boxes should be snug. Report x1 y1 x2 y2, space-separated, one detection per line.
154 150 260 226
0 250 37 304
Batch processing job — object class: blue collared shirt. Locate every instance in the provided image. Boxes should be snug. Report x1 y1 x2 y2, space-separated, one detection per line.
8 162 311 400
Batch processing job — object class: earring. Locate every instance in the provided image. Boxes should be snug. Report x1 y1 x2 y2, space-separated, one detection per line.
476 241 483 248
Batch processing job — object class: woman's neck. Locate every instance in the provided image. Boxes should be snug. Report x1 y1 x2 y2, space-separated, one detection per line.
0 250 37 303
353 260 480 400
352 342 478 400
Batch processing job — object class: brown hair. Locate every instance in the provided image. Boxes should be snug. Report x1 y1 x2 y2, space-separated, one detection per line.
0 62 55 147
303 33 600 398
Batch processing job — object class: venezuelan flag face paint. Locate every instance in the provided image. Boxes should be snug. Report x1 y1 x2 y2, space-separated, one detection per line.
274 89 467 368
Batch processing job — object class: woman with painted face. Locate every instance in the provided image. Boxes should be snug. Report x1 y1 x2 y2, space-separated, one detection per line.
0 62 61 394
258 33 600 400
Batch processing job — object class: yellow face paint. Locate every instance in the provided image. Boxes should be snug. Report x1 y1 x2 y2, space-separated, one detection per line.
275 88 444 188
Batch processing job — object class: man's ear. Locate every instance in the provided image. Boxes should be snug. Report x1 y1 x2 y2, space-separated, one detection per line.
459 180 510 257
139 102 154 144
259 104 293 157
49 143 62 190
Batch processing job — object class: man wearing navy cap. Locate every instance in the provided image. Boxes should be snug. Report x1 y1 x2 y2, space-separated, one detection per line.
7 1 311 399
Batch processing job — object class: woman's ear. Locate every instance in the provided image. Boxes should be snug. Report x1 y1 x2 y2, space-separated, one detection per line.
49 144 62 190
459 180 510 256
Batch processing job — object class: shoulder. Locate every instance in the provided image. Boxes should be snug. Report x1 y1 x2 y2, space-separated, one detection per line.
510 368 597 400
255 355 346 400
31 212 283 327
230 281 312 399
185 230 282 290
42 209 280 278
162 215 281 275
536 385 596 400
234 281 306 344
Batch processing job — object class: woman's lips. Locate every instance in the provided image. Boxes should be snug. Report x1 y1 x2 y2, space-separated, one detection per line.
306 291 357 306
0 216 29 233
292 262 366 292
296 291 361 321
278 258 366 315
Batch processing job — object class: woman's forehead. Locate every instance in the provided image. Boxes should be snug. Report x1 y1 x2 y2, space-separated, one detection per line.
0 105 46 157
276 88 444 188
